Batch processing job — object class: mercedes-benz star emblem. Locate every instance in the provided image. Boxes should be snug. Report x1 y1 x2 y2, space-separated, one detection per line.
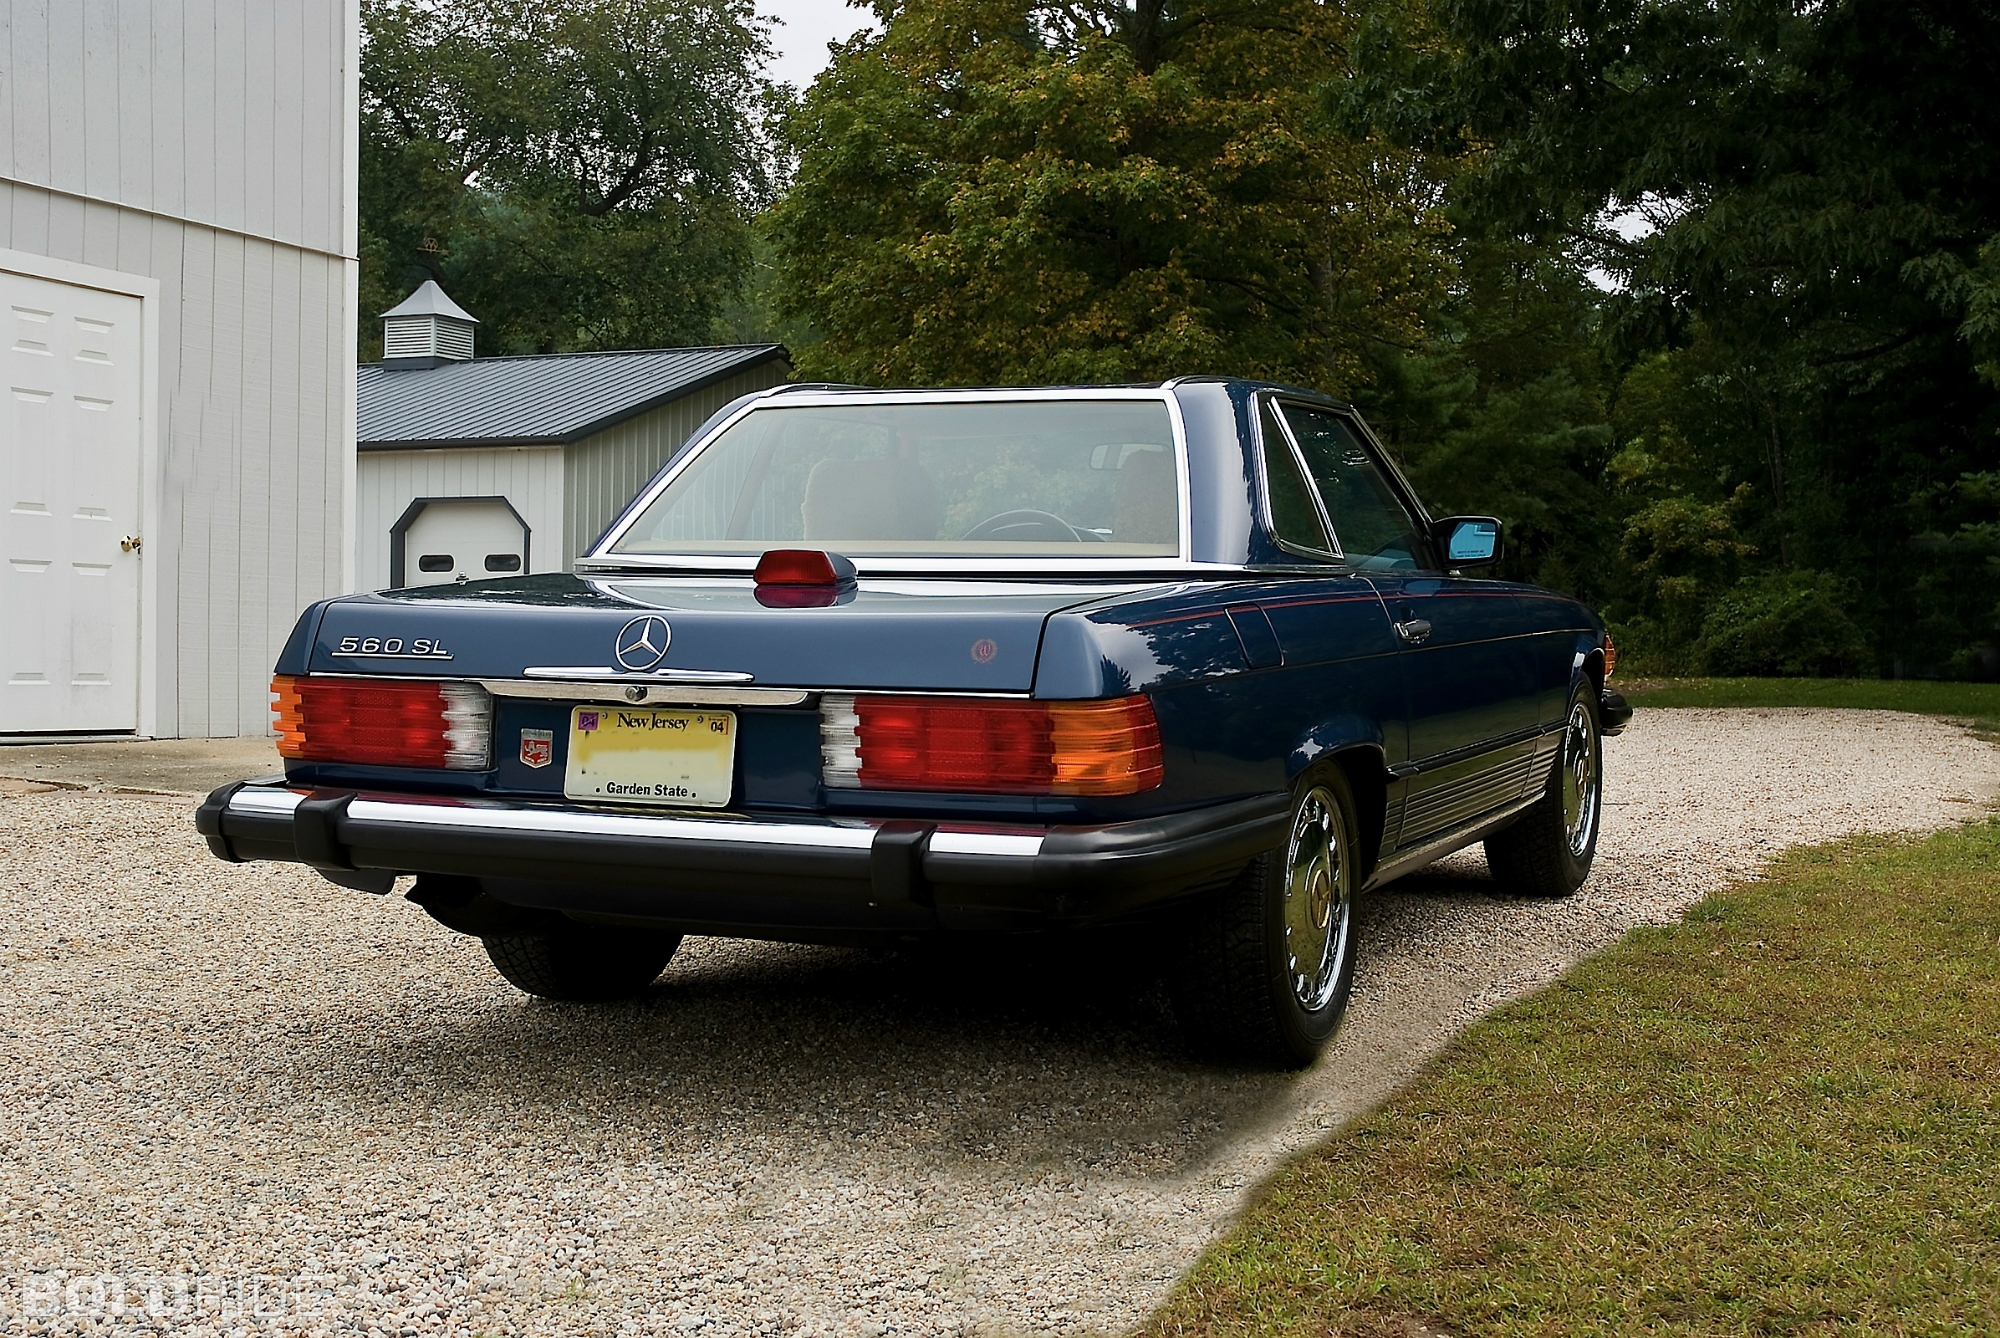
613 615 672 672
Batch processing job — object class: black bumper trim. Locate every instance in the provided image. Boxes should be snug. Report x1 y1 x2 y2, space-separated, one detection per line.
193 781 248 862
1600 689 1634 735
203 784 1288 929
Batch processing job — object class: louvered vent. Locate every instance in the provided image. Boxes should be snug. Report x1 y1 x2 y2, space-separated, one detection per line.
379 281 478 362
434 319 475 360
383 317 434 359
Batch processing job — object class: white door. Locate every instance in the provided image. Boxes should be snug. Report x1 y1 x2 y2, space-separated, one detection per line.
1 271 144 734
401 499 527 587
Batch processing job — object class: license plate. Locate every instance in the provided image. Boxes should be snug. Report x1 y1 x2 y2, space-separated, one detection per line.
563 706 736 808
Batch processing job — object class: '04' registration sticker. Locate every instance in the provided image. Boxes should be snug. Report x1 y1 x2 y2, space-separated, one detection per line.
563 707 736 808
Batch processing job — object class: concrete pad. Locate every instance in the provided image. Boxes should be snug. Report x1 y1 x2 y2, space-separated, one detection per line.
0 736 281 795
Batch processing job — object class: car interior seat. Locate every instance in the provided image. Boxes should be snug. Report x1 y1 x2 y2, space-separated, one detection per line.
1113 446 1177 545
801 456 943 542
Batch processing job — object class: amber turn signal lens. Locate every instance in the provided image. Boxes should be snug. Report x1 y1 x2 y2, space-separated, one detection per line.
270 675 491 770
821 693 1165 796
1603 634 1619 681
1048 697 1165 795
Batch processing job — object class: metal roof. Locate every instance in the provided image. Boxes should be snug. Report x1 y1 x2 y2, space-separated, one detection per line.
380 279 478 323
357 344 790 449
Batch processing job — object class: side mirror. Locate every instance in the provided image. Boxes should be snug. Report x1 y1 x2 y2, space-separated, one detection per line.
1433 516 1502 568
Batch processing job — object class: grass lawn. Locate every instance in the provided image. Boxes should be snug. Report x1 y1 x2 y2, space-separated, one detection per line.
1141 821 2000 1338
1616 676 2000 735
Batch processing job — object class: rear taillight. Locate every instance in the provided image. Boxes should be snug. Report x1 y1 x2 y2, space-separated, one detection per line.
271 675 491 770
1603 633 1618 680
820 694 1164 796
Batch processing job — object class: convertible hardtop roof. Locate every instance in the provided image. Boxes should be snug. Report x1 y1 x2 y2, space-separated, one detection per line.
752 378 1355 411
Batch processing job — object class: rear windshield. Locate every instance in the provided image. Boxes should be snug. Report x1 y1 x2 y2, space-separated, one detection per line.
606 399 1182 558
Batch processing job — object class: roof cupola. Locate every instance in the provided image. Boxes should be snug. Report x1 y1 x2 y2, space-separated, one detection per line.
380 280 478 363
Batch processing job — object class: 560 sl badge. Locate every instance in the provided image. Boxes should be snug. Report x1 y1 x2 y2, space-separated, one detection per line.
332 636 453 660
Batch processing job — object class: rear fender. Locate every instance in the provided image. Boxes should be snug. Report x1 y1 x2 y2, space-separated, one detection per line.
1033 607 1247 698
274 601 336 676
1571 634 1606 695
1287 720 1390 882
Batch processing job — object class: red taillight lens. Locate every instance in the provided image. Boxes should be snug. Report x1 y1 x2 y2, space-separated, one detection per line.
821 694 1163 796
857 697 1056 791
271 675 491 770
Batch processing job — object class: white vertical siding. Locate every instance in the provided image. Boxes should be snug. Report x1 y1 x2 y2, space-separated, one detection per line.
2 0 349 259
563 362 792 564
354 447 566 594
1 0 358 737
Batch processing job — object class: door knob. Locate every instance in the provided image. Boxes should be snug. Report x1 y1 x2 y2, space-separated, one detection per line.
120 535 142 553
1394 618 1432 645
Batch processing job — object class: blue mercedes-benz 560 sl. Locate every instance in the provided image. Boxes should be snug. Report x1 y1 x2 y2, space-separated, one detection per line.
196 380 1630 1067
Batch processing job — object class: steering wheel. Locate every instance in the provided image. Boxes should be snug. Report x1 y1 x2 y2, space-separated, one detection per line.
959 509 1083 543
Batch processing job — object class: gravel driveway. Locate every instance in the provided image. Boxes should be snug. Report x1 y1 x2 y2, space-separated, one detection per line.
2 709 1993 1336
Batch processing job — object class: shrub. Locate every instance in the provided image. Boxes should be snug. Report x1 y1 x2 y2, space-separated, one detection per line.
1696 570 1873 677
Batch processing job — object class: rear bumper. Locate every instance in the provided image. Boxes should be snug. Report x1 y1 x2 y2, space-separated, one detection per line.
195 781 1286 935
1600 689 1634 736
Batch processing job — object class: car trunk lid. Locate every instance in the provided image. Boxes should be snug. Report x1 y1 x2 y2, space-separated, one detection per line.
306 573 1145 693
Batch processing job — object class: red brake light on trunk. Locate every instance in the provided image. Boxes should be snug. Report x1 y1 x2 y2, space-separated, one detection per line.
819 694 1164 796
754 549 858 607
755 549 855 587
271 675 491 770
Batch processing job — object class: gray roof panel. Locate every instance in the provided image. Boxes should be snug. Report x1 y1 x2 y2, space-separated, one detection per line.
357 344 789 448
380 279 479 322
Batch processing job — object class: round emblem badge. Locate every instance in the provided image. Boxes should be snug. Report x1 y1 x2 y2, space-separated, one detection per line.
614 615 673 672
970 638 998 664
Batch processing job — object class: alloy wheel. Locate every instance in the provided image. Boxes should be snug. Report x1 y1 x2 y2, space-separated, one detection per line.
1560 699 1600 858
1282 785 1352 1013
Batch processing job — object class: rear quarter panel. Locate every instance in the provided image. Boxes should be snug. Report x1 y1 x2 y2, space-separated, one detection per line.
1036 577 1402 811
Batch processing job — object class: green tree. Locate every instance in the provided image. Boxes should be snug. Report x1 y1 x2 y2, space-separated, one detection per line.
360 0 780 357
770 0 1454 391
1341 0 2000 674
1356 240 1617 602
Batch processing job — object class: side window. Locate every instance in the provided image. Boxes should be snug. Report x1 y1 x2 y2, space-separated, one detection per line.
1258 400 1333 552
1280 405 1428 571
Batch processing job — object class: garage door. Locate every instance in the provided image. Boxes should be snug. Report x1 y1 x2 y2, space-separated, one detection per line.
397 498 528 587
1 270 144 734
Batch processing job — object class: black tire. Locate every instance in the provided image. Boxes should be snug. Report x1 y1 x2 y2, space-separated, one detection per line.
1484 681 1603 898
481 921 682 1002
1167 767 1362 1068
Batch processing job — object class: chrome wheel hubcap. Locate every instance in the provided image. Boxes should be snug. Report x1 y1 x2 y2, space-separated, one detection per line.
1560 700 1600 858
1282 785 1351 1013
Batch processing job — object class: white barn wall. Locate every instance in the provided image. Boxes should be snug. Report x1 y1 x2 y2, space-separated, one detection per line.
0 0 350 259
563 361 791 564
355 447 565 593
0 0 359 737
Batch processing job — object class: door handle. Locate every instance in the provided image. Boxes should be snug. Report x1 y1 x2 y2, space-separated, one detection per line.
1393 618 1433 645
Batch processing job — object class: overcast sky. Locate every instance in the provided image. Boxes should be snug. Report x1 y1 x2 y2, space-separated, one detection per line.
759 0 881 91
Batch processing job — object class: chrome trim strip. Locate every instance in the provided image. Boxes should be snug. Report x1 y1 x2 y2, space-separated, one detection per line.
521 667 756 684
228 788 1048 860
574 557 1238 577
1368 791 1542 889
927 830 1046 858
482 681 809 707
233 790 885 851
233 787 305 817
